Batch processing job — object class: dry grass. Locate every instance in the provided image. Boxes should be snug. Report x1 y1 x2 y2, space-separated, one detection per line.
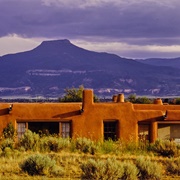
0 131 180 179
0 151 178 179
0 151 83 179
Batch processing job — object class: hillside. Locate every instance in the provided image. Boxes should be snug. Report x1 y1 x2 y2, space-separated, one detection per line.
137 58 180 69
0 39 180 97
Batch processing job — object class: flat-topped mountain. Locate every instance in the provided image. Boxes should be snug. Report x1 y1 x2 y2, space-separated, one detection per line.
0 39 180 97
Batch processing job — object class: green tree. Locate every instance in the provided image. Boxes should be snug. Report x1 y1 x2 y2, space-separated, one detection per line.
126 94 152 104
59 85 99 102
126 94 136 103
135 97 152 104
175 98 180 104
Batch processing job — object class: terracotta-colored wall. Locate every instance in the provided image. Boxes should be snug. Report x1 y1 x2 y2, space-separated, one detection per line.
0 90 137 142
0 89 180 143
134 103 180 142
165 110 180 120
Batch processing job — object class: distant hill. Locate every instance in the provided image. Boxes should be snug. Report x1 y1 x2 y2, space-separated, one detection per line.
0 39 180 97
137 58 180 69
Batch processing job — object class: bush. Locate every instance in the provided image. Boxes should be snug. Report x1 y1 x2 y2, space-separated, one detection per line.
152 140 180 157
136 156 162 180
1 147 13 158
122 141 139 154
20 154 56 176
100 139 119 154
0 138 15 151
3 122 16 139
81 158 124 180
39 136 70 152
121 161 139 180
166 157 180 175
19 130 40 151
74 137 97 155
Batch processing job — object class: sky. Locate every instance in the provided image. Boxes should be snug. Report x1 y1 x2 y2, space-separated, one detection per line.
1 0 180 59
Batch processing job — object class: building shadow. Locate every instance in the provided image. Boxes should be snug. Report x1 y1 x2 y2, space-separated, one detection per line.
53 110 81 118
0 108 9 116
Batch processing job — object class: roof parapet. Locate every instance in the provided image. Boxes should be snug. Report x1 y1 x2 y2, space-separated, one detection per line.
112 95 118 102
112 94 124 103
154 98 163 105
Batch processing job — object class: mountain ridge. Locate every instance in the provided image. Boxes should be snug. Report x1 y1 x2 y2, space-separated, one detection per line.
136 57 180 69
0 39 180 97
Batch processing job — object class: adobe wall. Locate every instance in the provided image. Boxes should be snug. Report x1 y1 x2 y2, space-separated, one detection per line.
0 89 180 143
0 90 138 142
134 101 180 142
0 102 82 133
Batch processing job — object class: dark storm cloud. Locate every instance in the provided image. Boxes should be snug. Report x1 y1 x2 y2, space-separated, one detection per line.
1 0 180 46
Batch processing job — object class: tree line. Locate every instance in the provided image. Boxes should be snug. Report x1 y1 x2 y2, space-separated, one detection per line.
59 85 180 104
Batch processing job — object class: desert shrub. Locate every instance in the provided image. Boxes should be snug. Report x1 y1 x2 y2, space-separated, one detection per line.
1 147 13 158
20 154 57 176
119 141 151 156
74 137 97 154
3 122 16 139
0 138 15 151
81 158 124 180
152 140 180 157
39 136 70 152
40 136 59 152
0 147 21 158
136 156 162 180
165 157 180 175
50 165 65 177
121 161 139 180
100 139 119 154
19 130 40 151
121 141 139 154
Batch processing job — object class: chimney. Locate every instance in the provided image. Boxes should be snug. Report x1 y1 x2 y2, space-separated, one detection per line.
112 95 118 102
82 89 93 110
117 93 124 103
154 98 163 105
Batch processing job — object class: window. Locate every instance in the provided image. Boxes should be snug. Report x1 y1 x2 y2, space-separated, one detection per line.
17 121 71 139
28 122 59 135
158 124 180 141
138 124 149 142
104 121 118 141
17 122 26 139
60 122 71 138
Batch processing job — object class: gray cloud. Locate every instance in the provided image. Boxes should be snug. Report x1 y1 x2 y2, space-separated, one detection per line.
1 0 180 58
1 1 180 39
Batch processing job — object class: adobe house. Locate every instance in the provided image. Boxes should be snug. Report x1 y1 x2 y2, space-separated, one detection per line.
0 89 180 143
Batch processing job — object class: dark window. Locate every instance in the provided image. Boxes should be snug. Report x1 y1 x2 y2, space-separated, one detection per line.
17 121 71 138
28 122 59 135
104 121 117 141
